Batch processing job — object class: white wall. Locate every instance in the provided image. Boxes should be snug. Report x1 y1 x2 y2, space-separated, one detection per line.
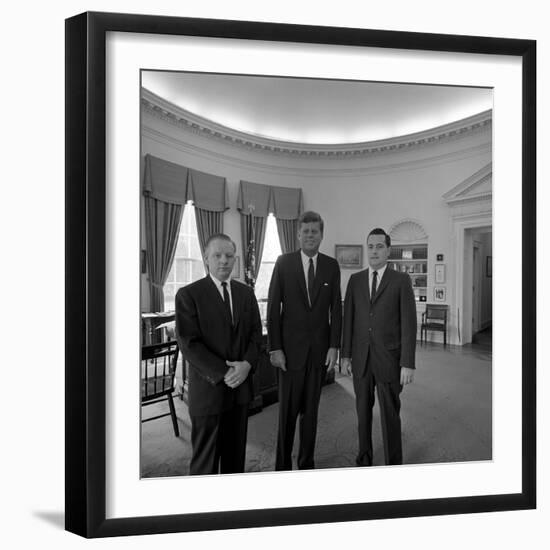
142 105 491 344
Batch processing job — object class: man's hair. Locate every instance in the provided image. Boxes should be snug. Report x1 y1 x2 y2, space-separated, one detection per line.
298 211 324 233
204 233 237 254
367 227 391 247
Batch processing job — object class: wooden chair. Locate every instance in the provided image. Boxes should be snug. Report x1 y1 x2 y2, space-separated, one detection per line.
141 340 180 437
420 304 449 347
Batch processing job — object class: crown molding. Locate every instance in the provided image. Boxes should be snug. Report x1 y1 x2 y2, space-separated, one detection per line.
143 124 491 179
142 88 492 160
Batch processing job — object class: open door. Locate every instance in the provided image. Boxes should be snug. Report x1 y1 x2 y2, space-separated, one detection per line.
472 242 483 335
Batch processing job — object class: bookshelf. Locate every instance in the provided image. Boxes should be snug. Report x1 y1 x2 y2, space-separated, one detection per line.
389 244 428 302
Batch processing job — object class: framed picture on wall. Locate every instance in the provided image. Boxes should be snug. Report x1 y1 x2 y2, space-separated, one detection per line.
434 286 446 301
335 244 363 269
66 11 536 539
435 263 446 284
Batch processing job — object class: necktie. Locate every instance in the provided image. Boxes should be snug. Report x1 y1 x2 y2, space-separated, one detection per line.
221 281 233 325
307 258 315 305
371 270 378 303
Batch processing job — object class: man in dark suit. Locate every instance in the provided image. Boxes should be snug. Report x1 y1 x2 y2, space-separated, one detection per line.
342 228 417 466
175 233 262 475
267 211 342 470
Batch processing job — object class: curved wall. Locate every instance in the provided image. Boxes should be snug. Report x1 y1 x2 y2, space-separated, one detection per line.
141 93 492 345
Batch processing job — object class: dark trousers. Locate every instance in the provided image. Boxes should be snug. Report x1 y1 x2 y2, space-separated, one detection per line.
353 363 403 466
189 403 249 475
275 354 325 471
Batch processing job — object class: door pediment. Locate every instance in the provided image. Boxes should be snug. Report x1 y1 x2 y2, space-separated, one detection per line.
443 163 492 206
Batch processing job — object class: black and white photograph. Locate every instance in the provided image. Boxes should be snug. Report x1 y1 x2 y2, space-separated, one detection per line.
3 0 547 546
139 71 494 478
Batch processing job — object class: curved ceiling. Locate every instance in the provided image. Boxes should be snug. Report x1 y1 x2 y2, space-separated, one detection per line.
142 71 492 145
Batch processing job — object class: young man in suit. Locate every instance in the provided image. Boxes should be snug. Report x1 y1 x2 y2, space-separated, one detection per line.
267 211 342 470
175 233 262 475
342 228 417 466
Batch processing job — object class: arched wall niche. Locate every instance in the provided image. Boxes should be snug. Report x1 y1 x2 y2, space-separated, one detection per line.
389 219 428 244
387 219 429 322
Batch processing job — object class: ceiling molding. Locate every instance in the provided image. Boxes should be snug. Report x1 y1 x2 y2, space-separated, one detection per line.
143 125 491 179
142 88 492 160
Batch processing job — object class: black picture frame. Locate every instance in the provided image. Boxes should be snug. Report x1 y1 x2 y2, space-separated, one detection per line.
65 11 536 538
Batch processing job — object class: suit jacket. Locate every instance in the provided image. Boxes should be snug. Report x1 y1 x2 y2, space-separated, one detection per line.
175 276 262 416
342 267 417 383
267 251 342 370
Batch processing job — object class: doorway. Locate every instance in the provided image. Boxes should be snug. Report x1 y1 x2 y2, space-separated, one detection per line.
463 227 492 344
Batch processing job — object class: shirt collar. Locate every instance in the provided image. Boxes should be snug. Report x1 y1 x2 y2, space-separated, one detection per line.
370 263 388 279
209 273 232 290
300 250 318 266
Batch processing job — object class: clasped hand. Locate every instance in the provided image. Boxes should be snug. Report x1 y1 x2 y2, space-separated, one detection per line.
224 360 251 388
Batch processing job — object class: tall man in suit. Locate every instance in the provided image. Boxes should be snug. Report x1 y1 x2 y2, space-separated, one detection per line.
267 211 342 470
342 228 417 466
175 233 262 475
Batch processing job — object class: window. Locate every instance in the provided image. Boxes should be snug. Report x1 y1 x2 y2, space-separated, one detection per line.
163 201 205 311
255 214 282 320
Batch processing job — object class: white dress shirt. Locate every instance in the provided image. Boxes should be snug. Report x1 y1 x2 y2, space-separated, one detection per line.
209 274 233 316
369 263 388 297
300 250 318 298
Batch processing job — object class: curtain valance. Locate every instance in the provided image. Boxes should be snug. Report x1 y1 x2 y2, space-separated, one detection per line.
270 185 304 221
143 154 189 205
237 180 272 217
143 155 228 211
187 169 229 212
237 181 303 220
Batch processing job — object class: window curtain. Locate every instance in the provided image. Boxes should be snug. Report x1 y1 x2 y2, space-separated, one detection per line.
276 219 299 254
271 185 304 254
195 208 224 269
143 155 188 313
187 168 229 270
144 197 184 313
